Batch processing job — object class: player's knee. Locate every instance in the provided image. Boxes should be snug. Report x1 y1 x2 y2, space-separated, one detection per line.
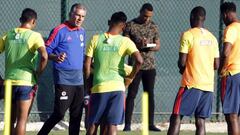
227 114 238 123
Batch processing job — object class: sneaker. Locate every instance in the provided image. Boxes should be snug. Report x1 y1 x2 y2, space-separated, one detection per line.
149 125 161 132
123 125 131 131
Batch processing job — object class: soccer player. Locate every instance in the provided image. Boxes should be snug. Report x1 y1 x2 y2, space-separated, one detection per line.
38 3 86 135
167 6 219 135
122 3 161 131
0 8 48 135
85 11 143 135
220 2 240 135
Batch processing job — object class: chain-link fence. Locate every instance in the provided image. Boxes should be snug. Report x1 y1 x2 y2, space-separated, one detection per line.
0 0 239 130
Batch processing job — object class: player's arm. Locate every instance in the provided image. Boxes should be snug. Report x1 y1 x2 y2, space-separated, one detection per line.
149 25 160 51
45 28 66 63
36 46 48 76
31 34 48 77
178 53 187 74
84 56 92 80
123 38 143 88
149 38 160 51
214 58 220 70
84 35 97 93
214 38 220 70
218 42 231 74
128 52 143 79
84 55 93 95
178 31 192 74
125 51 143 88
219 26 236 75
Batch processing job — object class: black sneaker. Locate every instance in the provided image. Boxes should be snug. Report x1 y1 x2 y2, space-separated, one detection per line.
123 125 131 131
149 125 161 132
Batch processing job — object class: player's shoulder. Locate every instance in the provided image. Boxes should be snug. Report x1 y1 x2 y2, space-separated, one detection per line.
226 22 240 31
90 33 101 42
149 20 158 26
93 34 100 38
181 29 194 38
122 35 132 42
205 29 217 39
28 30 42 39
51 23 67 34
126 18 140 26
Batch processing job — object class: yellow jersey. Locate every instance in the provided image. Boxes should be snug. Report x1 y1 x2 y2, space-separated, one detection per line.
180 28 219 91
222 22 240 76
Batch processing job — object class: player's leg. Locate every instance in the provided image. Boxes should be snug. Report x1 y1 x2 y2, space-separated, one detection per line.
194 91 213 135
167 87 185 135
225 114 239 135
87 93 108 135
87 124 99 135
195 117 206 135
124 70 142 131
69 85 84 135
167 114 183 135
15 99 33 135
221 74 240 135
105 91 124 134
168 87 201 135
14 86 36 135
142 69 160 131
106 125 118 135
38 84 74 135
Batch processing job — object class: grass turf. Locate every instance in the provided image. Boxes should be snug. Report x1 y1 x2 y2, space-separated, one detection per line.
17 131 227 135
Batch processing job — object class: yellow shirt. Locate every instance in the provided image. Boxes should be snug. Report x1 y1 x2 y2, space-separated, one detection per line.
0 28 45 86
223 22 240 76
86 33 138 93
180 28 219 92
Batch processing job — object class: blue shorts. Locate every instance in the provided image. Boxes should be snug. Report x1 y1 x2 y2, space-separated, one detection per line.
172 87 213 118
88 91 125 125
221 73 240 115
12 85 38 101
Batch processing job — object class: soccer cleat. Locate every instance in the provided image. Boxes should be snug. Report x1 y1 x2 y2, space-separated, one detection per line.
123 124 131 131
149 125 161 132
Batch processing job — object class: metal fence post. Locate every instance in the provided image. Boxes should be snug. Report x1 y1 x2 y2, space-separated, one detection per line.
61 0 68 23
216 0 224 121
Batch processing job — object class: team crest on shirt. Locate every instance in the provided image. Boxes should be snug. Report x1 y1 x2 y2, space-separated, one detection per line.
80 34 84 42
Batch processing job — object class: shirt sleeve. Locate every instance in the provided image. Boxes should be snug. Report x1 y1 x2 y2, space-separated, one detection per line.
0 34 7 53
179 31 193 54
119 37 138 56
223 25 237 45
45 28 60 54
153 24 160 41
85 35 98 57
28 32 45 52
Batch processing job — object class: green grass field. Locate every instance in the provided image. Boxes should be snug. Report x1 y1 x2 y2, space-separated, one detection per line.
0 131 227 135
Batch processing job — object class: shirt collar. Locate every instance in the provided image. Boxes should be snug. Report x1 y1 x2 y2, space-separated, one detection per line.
64 21 81 31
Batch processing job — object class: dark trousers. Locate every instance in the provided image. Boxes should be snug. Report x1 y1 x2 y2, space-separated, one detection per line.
38 84 84 135
125 69 156 126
